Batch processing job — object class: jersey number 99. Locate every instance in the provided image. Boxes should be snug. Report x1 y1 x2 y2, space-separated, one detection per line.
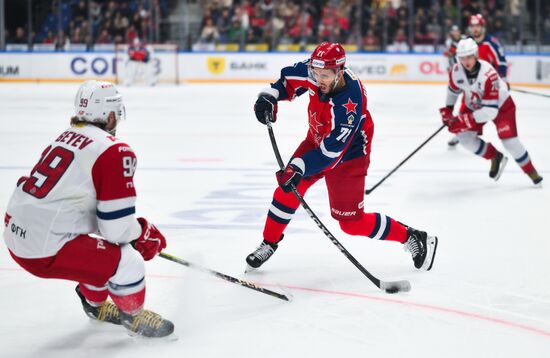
22 146 74 199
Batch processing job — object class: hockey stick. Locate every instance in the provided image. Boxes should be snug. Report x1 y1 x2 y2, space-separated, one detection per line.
511 88 550 99
158 252 290 301
265 117 410 294
365 124 446 195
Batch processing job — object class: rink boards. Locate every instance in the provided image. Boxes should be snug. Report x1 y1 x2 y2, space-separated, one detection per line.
1 51 550 87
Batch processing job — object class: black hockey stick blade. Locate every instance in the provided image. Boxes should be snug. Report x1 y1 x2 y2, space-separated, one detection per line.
365 187 376 195
380 280 412 294
159 252 290 301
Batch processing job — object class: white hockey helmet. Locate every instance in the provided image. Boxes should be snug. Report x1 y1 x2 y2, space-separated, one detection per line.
74 80 126 124
456 38 478 58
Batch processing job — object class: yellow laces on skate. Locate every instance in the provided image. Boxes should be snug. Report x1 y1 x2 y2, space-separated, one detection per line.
130 310 163 332
96 301 120 322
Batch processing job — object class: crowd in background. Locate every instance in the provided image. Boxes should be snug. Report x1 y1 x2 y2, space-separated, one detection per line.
3 0 550 51
4 0 165 50
197 0 550 51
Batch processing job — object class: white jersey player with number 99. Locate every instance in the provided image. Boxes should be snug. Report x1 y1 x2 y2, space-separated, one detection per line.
3 80 174 338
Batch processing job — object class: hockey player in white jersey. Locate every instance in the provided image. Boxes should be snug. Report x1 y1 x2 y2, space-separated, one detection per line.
444 25 466 70
3 80 174 337
439 39 543 185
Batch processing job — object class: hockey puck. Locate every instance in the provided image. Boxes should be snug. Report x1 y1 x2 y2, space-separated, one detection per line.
385 287 399 294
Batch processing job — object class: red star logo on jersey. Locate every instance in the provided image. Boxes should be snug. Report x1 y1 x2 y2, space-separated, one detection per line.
309 110 323 133
309 110 324 144
343 98 357 115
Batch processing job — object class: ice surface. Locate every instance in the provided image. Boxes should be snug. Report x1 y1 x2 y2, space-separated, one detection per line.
0 82 549 358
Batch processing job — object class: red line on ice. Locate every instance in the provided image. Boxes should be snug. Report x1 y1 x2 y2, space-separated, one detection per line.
281 284 550 338
2 267 548 338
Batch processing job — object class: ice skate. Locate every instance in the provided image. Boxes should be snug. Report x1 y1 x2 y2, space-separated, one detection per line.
121 310 174 338
404 228 438 271
528 170 543 186
245 239 280 273
76 285 121 325
489 151 508 181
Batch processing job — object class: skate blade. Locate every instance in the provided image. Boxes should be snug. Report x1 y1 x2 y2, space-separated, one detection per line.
127 330 179 341
422 235 438 271
492 156 508 181
244 264 257 274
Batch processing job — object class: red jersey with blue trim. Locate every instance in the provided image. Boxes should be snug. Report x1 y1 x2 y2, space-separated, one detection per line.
270 59 372 177
476 35 507 79
128 45 150 63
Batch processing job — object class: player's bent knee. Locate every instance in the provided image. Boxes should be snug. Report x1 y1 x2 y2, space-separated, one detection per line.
457 132 479 151
108 244 145 296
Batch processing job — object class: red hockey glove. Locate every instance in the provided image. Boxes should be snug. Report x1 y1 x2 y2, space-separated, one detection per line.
439 106 453 121
446 118 466 134
445 113 476 134
439 106 454 128
133 217 166 261
276 161 304 193
440 107 461 133
254 93 278 124
456 112 476 130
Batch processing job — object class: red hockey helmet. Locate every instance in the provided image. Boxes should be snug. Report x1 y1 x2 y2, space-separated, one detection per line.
469 14 485 27
310 42 346 70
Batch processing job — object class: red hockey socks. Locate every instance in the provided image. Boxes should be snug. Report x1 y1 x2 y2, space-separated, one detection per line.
514 151 536 174
263 178 317 243
339 213 407 243
78 283 109 306
480 142 498 160
110 287 146 315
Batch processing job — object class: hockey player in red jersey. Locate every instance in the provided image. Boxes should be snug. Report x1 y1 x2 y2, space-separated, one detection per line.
246 42 438 272
3 80 174 338
469 14 509 86
124 38 157 86
439 39 543 185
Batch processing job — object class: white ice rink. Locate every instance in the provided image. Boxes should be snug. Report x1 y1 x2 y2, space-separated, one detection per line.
0 82 549 358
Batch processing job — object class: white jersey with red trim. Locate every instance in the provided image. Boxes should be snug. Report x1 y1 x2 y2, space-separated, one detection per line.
3 124 142 259
446 59 510 123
